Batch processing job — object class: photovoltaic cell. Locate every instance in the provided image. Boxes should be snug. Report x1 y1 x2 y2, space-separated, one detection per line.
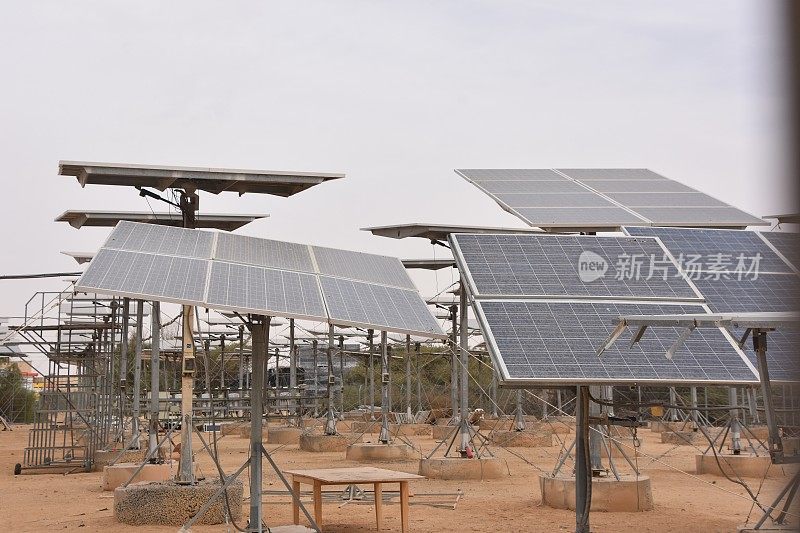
607 192 728 208
578 179 695 194
624 226 793 274
319 276 443 336
78 249 208 303
556 169 669 181
477 300 756 384
760 232 800 271
634 207 767 227
475 180 584 194
206 261 326 320
214 232 314 272
311 246 415 289
451 233 697 300
105 220 214 259
515 207 645 226
733 326 800 382
691 275 800 313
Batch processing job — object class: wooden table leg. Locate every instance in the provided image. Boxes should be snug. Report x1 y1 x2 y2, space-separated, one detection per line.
400 481 409 533
374 482 383 530
313 480 323 529
292 480 301 525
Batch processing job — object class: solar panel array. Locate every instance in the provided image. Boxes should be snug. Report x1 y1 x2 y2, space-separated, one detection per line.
450 232 759 385
760 232 800 273
77 221 445 338
457 168 766 229
623 226 800 381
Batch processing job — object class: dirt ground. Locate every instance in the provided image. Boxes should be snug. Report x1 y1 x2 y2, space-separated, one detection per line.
1 422 797 532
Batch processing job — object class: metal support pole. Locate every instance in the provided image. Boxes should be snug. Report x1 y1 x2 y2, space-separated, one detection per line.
589 385 603 471
405 334 412 419
289 319 296 417
379 331 390 444
338 335 345 417
575 386 591 533
491 371 498 418
514 390 526 431
131 301 143 448
248 316 269 532
690 387 699 427
542 389 549 420
415 342 422 414
147 301 160 462
119 298 130 442
312 340 319 417
459 278 469 452
176 305 196 484
730 387 741 454
669 387 678 421
220 334 227 417
754 330 783 461
449 305 458 424
238 325 245 413
324 325 337 435
367 329 375 420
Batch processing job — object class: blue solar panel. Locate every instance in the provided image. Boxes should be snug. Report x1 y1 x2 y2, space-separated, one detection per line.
760 232 800 271
451 233 698 300
692 275 800 313
624 227 793 274
477 300 756 384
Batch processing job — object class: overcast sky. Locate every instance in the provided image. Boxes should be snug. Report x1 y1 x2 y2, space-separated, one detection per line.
0 1 792 321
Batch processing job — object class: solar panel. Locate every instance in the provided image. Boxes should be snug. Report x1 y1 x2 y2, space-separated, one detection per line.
311 246 415 290
457 168 766 229
76 221 446 338
78 249 208 304
477 300 757 384
105 220 214 259
206 262 326 321
450 233 699 300
215 232 314 272
319 276 443 337
626 226 800 381
624 226 794 274
760 232 800 271
692 275 800 313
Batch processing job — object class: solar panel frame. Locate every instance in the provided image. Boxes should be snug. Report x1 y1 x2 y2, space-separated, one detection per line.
759 232 800 272
214 232 315 272
311 246 416 290
475 298 758 386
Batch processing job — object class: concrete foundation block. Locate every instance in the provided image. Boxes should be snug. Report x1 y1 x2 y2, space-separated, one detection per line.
539 474 653 512
650 421 689 433
695 453 774 478
93 449 146 472
220 423 246 436
490 430 553 447
113 478 243 525
783 437 800 456
418 457 505 480
478 418 513 431
238 425 269 440
345 443 417 462
102 462 172 491
299 434 361 452
268 427 302 445
351 420 380 434
738 524 797 532
393 423 432 436
661 430 700 445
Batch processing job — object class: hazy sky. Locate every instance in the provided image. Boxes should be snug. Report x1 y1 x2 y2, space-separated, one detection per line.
0 1 791 320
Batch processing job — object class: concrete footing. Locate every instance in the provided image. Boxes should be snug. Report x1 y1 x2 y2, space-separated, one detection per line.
738 524 797 532
418 457 505 480
93 449 146 472
114 478 244 525
238 425 269 440
539 474 653 512
695 453 773 478
783 437 800 455
650 421 689 433
299 434 361 452
220 422 246 436
661 430 700 445
350 422 431 436
490 430 553 447
346 443 417 462
102 462 172 491
268 427 302 445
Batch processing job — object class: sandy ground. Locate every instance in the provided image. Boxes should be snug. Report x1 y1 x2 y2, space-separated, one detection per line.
1 422 797 532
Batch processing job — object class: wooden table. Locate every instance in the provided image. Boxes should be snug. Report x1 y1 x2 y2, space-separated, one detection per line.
285 466 424 532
